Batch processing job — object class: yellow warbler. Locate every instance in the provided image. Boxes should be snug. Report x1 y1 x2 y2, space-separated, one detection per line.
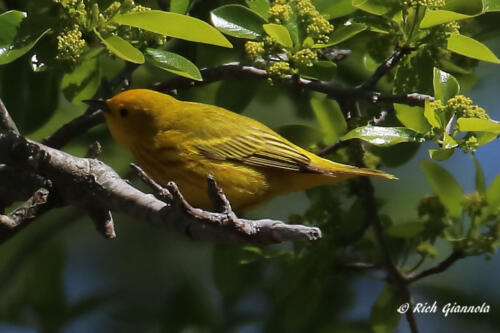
103 89 395 211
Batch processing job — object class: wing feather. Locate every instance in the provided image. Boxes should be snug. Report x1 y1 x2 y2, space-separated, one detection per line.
194 128 313 172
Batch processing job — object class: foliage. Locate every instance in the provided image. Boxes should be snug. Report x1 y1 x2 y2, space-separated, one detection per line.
1 0 500 332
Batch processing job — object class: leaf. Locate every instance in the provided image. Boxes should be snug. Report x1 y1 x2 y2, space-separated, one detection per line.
429 148 454 161
370 285 402 333
433 67 460 103
487 172 500 209
353 0 398 16
386 222 425 238
146 48 201 80
444 0 483 15
277 124 324 147
95 31 144 64
62 48 102 104
245 0 270 20
170 0 190 14
420 10 472 29
0 11 50 65
363 54 379 71
311 23 366 48
315 0 357 18
342 126 425 147
310 97 347 144
457 118 500 133
210 5 266 39
484 0 500 12
424 97 442 128
474 157 486 194
215 80 258 113
446 34 500 64
394 104 431 133
263 23 293 47
298 61 337 81
420 160 463 217
114 10 232 48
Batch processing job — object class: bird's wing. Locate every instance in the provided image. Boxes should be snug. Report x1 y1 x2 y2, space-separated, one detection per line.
194 128 314 172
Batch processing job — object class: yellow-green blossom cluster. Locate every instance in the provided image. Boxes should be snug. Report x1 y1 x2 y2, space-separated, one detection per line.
416 242 438 259
53 0 165 64
418 195 445 220
462 192 487 217
432 95 489 120
269 0 292 23
290 48 317 67
54 0 87 25
267 61 294 79
245 41 266 61
56 25 87 63
401 0 445 9
295 0 333 43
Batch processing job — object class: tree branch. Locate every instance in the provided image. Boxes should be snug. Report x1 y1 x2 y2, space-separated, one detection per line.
155 62 430 107
360 47 410 90
0 131 321 245
405 250 465 283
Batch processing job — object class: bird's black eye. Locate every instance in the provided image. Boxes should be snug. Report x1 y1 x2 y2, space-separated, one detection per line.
119 108 128 117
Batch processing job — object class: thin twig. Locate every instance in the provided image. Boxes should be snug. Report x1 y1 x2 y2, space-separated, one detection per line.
360 47 410 90
0 98 19 135
155 62 430 107
405 250 465 283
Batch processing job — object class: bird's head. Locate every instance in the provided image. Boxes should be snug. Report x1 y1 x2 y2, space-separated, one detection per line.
89 89 177 147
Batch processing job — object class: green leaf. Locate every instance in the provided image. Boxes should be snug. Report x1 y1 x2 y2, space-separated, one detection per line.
457 118 500 133
420 160 463 217
95 31 144 64
474 131 497 145
311 23 366 48
298 61 337 81
386 222 425 238
310 96 347 144
353 0 398 16
0 11 50 65
474 157 486 194
370 285 402 333
315 0 357 18
263 23 293 47
443 133 458 148
62 48 102 104
433 67 460 103
114 10 232 48
394 104 431 133
363 54 379 72
444 0 483 15
245 0 270 20
420 10 472 29
170 0 190 14
424 97 442 128
277 124 324 147
342 126 425 146
210 5 266 39
487 172 500 209
484 0 500 12
429 148 454 161
447 34 500 64
146 48 201 80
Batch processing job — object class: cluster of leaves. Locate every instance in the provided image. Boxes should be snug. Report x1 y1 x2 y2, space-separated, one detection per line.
210 0 367 81
0 0 233 109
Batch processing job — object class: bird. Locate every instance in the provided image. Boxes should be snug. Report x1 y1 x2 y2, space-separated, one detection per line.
96 89 396 211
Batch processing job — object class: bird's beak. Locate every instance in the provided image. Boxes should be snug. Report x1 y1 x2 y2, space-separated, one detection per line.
82 99 109 112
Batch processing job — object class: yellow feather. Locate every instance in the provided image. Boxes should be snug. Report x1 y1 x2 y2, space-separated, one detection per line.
104 89 396 210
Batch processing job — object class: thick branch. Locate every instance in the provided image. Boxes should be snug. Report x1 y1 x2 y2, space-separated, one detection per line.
0 132 321 245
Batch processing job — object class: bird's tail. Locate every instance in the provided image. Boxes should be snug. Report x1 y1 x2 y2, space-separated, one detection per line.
314 157 398 180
